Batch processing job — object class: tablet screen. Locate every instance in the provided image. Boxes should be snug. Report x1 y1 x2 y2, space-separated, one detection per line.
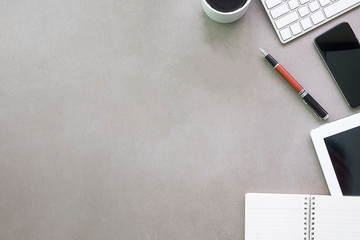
324 126 360 195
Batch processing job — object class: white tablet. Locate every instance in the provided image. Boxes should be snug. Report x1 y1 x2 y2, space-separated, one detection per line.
311 113 360 196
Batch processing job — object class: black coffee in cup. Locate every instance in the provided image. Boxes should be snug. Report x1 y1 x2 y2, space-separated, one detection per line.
206 0 247 12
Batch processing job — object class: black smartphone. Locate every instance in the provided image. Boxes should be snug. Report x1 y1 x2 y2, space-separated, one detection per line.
314 22 360 108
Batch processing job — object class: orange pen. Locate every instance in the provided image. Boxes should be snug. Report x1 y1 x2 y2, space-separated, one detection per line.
260 48 329 120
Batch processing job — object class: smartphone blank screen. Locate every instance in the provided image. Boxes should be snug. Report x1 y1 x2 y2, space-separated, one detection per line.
314 22 360 108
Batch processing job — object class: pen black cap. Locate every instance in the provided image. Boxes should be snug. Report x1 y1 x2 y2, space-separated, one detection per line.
302 93 329 120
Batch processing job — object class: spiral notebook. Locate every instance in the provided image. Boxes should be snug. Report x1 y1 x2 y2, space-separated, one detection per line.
245 193 360 240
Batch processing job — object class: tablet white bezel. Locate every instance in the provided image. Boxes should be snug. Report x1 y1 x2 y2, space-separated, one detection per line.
310 113 360 196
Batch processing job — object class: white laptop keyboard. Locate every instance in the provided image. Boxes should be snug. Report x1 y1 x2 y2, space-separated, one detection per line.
261 0 360 43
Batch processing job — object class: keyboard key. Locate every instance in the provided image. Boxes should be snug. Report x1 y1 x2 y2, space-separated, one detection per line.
288 0 300 10
265 0 282 9
275 11 299 29
298 6 310 17
319 0 330 7
310 11 325 24
323 0 360 18
299 0 310 4
300 17 312 30
309 1 320 12
280 28 292 41
270 4 289 19
290 22 302 35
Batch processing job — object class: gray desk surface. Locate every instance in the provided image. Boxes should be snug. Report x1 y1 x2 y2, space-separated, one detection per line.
1 1 360 239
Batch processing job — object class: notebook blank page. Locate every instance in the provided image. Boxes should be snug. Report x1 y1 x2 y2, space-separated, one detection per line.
312 195 360 240
245 193 308 240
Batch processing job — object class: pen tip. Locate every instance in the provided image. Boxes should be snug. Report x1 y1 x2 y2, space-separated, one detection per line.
259 48 267 57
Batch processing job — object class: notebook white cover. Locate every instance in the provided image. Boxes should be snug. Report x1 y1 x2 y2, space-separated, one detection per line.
245 193 360 240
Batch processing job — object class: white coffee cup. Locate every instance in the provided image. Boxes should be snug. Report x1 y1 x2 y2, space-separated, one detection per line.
201 0 251 23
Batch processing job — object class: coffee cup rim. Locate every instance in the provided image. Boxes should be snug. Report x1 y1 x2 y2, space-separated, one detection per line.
202 0 251 15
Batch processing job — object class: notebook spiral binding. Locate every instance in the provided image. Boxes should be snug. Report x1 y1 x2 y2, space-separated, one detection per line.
304 196 317 240
304 196 309 240
310 196 316 240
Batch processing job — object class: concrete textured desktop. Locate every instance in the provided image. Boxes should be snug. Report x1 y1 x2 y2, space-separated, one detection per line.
0 1 359 240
